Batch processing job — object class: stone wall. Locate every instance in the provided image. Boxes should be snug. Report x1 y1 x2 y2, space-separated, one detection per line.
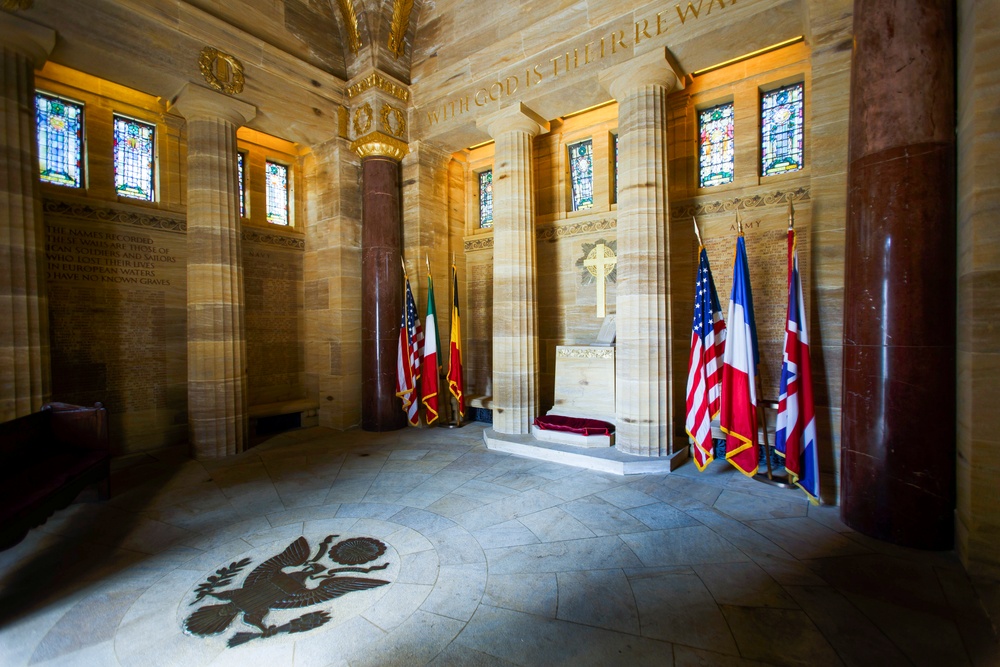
450 9 852 502
37 64 306 454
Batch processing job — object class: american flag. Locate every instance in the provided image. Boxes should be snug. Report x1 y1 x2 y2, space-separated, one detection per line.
775 228 819 503
396 275 424 426
685 247 727 471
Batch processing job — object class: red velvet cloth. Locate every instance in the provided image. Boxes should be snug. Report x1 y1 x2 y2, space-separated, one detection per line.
533 415 614 436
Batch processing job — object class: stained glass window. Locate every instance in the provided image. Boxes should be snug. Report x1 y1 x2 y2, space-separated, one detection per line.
266 161 289 225
698 103 735 188
478 169 493 229
113 115 155 201
568 139 594 211
36 92 83 188
761 82 804 177
237 151 247 218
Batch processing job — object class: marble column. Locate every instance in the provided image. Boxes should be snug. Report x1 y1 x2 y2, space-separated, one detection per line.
0 13 55 421
480 104 548 435
841 0 955 549
360 154 406 431
600 50 681 458
171 84 256 459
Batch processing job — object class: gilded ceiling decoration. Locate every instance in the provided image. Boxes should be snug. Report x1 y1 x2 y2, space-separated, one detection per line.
387 0 414 59
198 47 245 95
337 0 362 54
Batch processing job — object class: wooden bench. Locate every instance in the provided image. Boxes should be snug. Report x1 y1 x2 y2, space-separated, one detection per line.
0 402 110 551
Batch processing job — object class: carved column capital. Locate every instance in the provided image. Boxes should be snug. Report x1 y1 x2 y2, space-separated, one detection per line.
0 11 55 65
479 102 549 139
350 131 409 160
169 83 256 126
599 48 684 101
346 70 411 160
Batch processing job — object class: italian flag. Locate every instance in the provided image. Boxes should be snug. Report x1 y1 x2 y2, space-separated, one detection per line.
421 274 441 424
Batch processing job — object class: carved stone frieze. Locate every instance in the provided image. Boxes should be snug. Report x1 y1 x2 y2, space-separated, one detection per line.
670 187 811 219
241 228 306 250
557 347 615 359
346 72 409 102
44 198 186 233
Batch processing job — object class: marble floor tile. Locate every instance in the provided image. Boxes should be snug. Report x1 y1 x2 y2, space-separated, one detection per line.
620 525 750 567
693 561 800 609
454 605 675 667
470 519 540 549
628 569 739 655
721 604 844 667
482 572 558 616
485 535 642 574
516 506 596 542
561 495 651 536
0 424 995 667
627 502 702 530
556 568 640 634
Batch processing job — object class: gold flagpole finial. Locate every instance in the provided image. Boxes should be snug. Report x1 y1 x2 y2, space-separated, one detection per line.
736 207 743 236
692 215 704 248
400 255 407 275
788 198 795 231
426 254 430 276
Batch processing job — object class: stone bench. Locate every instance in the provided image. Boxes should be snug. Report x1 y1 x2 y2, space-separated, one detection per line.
248 399 319 438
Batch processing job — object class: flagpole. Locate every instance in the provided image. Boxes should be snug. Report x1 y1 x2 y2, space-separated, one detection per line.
444 255 463 428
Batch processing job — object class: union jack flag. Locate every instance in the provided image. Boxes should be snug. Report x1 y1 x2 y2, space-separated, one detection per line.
685 247 727 471
775 228 819 503
396 274 424 426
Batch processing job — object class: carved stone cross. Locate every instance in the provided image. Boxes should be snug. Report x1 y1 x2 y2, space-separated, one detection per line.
583 243 617 318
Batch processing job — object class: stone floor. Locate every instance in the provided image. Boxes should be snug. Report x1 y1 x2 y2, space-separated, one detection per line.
1 423 998 667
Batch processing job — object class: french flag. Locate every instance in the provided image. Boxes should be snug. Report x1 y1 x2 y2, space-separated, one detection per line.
719 234 761 478
775 228 820 503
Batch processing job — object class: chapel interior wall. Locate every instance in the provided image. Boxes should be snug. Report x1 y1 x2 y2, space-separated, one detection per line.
35 63 308 455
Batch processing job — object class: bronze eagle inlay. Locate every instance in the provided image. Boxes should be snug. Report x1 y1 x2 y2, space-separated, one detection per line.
184 534 391 647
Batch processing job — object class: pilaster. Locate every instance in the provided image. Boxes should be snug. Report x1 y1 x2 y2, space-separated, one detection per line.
171 84 256 458
600 49 682 458
479 103 549 434
0 13 56 420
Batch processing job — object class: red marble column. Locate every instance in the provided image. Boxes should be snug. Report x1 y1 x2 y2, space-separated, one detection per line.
841 0 955 549
361 156 405 431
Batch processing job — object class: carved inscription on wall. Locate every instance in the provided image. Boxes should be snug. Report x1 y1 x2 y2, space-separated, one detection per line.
44 219 186 448
243 241 303 405
46 224 177 286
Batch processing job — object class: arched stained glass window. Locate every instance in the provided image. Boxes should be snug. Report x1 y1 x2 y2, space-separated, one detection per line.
698 103 735 188
761 82 804 177
36 92 83 188
479 169 493 229
237 151 247 218
569 139 594 211
266 161 289 225
113 115 155 201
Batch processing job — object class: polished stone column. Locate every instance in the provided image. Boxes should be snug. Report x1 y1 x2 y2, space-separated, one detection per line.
0 14 55 421
480 104 548 435
360 154 406 431
171 84 256 459
600 51 681 457
841 0 955 549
